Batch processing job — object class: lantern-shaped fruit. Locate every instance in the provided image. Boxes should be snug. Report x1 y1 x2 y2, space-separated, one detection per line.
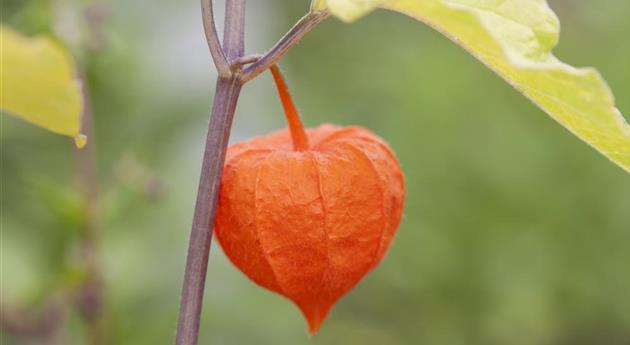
215 66 405 334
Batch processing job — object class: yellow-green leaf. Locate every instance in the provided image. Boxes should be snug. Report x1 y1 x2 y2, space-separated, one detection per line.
312 0 385 22
310 0 328 12
1 25 84 146
380 0 630 173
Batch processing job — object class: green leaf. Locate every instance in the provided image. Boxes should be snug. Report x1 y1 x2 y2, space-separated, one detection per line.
316 0 630 173
310 0 328 12
311 0 385 21
1 25 85 147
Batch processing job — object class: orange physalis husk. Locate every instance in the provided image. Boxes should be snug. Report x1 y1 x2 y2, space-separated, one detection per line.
214 65 405 335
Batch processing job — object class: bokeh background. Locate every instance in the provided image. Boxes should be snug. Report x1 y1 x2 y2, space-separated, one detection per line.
2 0 630 344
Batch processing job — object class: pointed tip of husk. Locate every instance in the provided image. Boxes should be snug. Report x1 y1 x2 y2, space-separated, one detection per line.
298 301 333 336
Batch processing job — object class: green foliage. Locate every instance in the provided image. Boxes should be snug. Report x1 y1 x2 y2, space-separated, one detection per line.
311 0 384 21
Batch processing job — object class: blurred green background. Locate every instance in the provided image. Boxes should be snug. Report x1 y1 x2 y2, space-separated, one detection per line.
2 0 630 344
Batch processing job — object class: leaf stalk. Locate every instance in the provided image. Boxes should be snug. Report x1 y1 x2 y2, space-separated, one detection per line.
240 10 330 83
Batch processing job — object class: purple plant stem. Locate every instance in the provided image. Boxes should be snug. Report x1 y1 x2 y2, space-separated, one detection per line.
201 0 230 77
174 1 245 345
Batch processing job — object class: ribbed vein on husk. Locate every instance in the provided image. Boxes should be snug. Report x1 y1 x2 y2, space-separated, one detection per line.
341 141 387 268
253 153 284 294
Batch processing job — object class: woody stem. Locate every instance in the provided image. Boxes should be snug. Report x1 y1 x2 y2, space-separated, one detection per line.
175 1 244 345
269 65 309 151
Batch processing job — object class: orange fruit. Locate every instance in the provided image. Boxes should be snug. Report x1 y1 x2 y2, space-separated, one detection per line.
214 66 405 334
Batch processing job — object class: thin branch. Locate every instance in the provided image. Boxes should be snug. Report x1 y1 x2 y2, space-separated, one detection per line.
201 0 231 77
240 10 330 83
73 69 105 345
223 0 246 61
231 54 262 67
175 1 246 345
0 299 67 345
